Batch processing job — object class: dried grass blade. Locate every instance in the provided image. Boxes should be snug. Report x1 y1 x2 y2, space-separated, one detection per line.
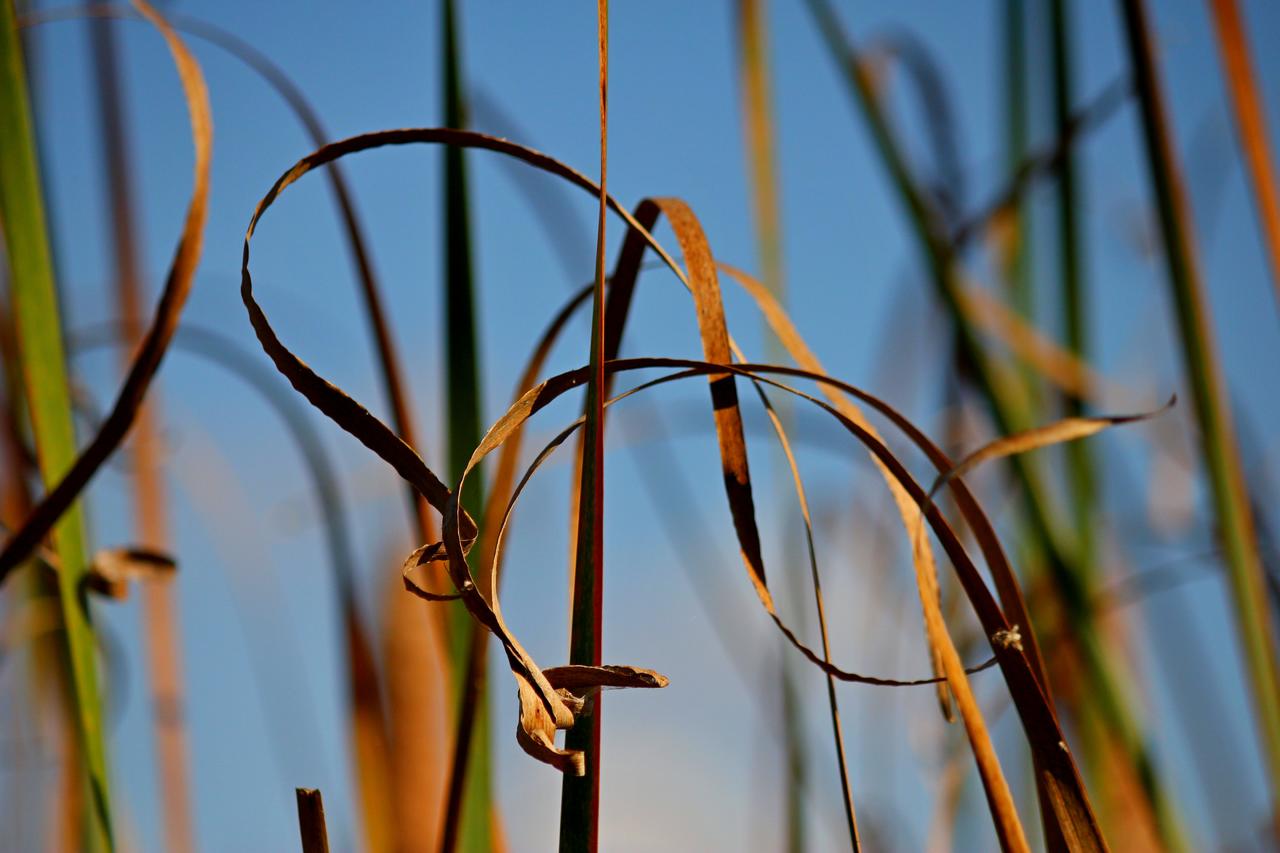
798 2 1158 844
954 284 1123 404
560 3 610 846
721 265 1109 850
736 0 784 304
637 195 1015 846
720 260 954 713
295 788 332 853
240 130 672 795
87 17 193 849
489 356 1034 842
0 0 211 589
23 7 441 577
751 384 861 849
927 398 1175 501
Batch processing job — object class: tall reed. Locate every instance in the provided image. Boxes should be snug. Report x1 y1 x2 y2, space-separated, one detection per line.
1118 0 1280 826
0 1 112 845
87 17 194 852
438 0 496 849
560 3 610 849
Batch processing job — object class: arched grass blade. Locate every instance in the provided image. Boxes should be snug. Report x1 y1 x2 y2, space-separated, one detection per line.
0 0 211 590
721 264 1109 850
926 397 1175 501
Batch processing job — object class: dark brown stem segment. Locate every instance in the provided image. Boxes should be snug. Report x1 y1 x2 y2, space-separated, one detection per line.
295 788 331 853
560 3 609 851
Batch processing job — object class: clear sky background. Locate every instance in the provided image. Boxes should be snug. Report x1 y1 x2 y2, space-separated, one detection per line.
9 0 1280 849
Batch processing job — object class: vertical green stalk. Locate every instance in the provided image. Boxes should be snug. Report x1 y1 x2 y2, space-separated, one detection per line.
780 663 807 852
1049 0 1097 564
438 0 492 849
1002 0 1039 413
560 3 608 849
1118 0 1280 823
0 1 112 847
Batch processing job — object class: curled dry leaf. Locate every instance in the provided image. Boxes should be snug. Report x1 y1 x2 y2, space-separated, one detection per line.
518 666 667 776
237 127 1103 838
237 128 1018 777
726 260 1107 849
401 543 463 602
85 546 176 600
239 128 678 777
0 0 211 585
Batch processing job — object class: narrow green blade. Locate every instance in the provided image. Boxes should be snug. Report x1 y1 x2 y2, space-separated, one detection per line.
439 0 493 849
0 1 112 847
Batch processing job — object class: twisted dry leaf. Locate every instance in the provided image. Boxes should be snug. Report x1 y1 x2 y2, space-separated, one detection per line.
239 128 676 777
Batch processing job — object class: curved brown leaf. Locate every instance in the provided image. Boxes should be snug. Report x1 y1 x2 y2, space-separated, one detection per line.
724 261 1107 850
927 396 1176 500
0 0 211 584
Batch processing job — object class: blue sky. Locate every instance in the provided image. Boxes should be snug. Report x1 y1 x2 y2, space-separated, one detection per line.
9 0 1280 849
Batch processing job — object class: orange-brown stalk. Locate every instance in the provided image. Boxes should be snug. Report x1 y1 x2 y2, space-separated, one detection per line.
87 19 194 852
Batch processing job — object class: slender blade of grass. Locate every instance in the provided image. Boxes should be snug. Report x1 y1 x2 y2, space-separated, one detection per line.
752 381 860 849
1046 9 1179 843
926 398 1173 501
736 2 841 842
1118 0 1280 828
0 302 83 852
953 283 1119 404
560 3 609 849
27 11 435 845
0 0 111 844
436 1 495 849
1001 0 1032 322
0 0 211 589
721 263 1107 849
737 0 784 308
799 3 1187 846
1048 0 1099 567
